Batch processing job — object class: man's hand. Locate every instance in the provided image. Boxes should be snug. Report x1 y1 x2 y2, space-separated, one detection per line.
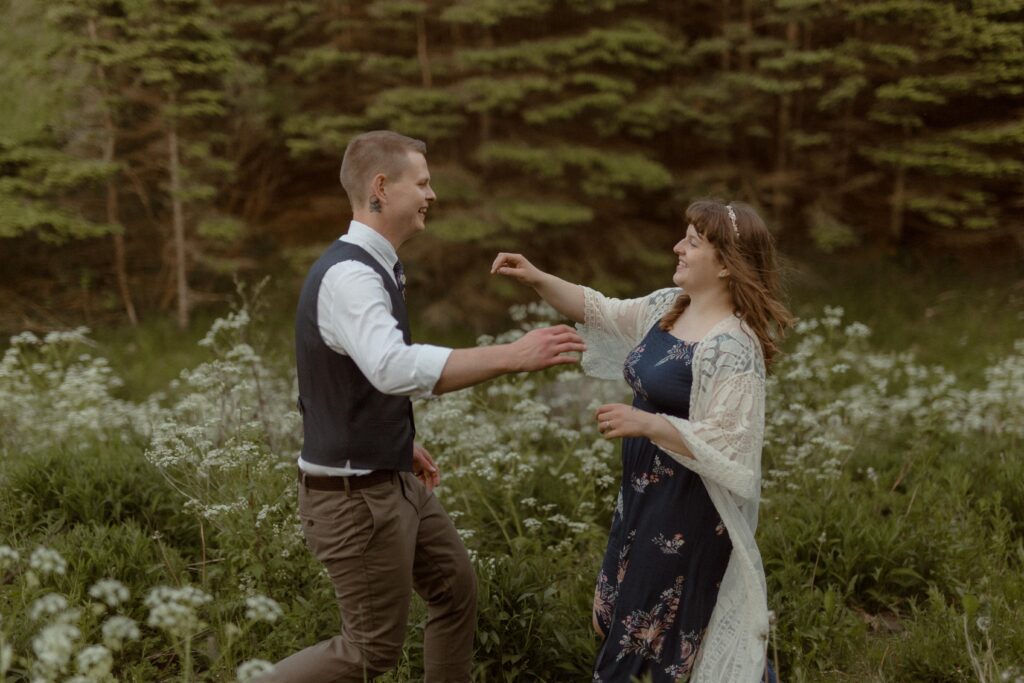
595 403 654 440
510 325 586 372
412 442 440 493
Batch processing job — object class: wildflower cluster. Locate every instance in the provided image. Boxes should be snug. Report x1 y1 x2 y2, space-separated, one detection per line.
416 305 625 557
1 297 1020 679
140 303 305 593
88 579 130 610
144 586 213 640
244 595 284 624
0 328 155 453
762 306 1018 491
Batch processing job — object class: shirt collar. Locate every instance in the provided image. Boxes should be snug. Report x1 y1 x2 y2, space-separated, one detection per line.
344 220 399 270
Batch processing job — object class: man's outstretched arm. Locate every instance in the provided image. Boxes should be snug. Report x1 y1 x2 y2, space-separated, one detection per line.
432 324 585 395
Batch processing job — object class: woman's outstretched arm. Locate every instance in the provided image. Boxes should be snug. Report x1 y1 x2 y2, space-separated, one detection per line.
491 252 585 323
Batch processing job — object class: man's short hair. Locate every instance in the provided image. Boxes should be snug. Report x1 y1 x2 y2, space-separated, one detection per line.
339 131 427 208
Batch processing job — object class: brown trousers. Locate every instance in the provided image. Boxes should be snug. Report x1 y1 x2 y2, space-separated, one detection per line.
262 472 477 683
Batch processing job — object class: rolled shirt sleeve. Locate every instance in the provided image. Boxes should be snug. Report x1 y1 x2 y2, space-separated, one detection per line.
317 261 451 398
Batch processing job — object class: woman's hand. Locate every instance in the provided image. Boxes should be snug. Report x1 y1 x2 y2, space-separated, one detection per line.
412 442 440 493
595 403 655 440
491 252 544 287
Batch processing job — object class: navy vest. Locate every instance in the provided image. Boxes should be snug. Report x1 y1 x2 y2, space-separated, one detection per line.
295 241 415 471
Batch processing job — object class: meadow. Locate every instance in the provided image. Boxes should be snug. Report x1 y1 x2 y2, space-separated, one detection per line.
0 258 1022 682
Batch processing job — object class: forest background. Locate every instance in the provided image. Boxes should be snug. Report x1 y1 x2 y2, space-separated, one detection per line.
1 0 1024 682
1 0 1022 333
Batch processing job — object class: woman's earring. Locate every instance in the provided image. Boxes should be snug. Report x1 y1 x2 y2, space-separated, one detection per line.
718 270 728 278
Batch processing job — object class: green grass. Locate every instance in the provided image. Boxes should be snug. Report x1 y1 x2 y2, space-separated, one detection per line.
87 255 1023 401
787 252 1023 381
3 253 1021 681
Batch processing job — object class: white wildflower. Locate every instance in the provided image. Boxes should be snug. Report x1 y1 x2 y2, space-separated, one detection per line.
10 331 40 346
823 305 845 318
245 595 284 624
76 644 113 679
88 579 130 609
101 616 141 651
236 659 275 682
145 586 212 639
0 545 19 569
147 601 203 638
976 616 991 633
844 322 871 338
29 546 67 576
1 642 12 675
31 622 80 676
29 593 69 621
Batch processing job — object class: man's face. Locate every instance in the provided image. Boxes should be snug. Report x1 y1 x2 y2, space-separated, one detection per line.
386 151 436 235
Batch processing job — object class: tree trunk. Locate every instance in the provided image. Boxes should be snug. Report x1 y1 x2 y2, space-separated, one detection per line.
773 21 798 229
889 162 906 242
721 0 731 70
480 27 494 145
416 13 432 88
89 18 137 326
737 0 753 189
109 173 136 326
168 104 189 330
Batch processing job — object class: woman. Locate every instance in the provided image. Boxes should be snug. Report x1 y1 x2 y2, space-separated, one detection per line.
491 200 792 682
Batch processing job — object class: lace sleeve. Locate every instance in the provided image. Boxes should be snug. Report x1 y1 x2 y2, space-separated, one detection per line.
576 287 648 380
653 332 766 501
575 286 682 380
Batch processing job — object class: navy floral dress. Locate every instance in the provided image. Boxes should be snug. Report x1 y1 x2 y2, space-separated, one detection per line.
593 323 733 683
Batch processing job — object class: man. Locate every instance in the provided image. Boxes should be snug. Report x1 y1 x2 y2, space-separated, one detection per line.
264 131 585 683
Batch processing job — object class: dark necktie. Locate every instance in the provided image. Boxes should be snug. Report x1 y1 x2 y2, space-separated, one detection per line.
393 260 406 300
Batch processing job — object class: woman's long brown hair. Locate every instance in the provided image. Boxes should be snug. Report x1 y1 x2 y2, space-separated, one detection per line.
659 200 794 369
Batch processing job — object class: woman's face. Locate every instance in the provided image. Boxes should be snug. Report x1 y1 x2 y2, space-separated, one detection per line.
672 224 724 291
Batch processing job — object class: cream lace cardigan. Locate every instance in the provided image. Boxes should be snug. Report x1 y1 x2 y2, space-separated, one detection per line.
579 286 770 683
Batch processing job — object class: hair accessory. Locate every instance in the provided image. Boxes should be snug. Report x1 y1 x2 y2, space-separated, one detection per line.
726 205 739 239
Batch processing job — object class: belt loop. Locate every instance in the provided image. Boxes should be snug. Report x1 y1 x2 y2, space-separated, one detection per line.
300 470 308 492
343 476 351 495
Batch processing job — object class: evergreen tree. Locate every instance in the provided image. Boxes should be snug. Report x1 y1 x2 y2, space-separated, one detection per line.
126 0 240 328
46 0 144 323
853 1 1024 246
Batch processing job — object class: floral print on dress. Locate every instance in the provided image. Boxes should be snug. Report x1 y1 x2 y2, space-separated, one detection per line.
616 575 686 662
617 530 635 583
632 454 675 493
593 570 617 633
664 629 703 681
655 338 697 367
623 343 649 400
653 532 686 555
594 529 635 635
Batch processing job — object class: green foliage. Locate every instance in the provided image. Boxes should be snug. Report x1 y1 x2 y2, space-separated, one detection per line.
365 87 466 141
472 549 598 681
2 0 1023 330
0 141 117 242
1 281 1023 679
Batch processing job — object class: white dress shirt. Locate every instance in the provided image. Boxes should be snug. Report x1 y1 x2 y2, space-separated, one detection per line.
297 221 452 476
